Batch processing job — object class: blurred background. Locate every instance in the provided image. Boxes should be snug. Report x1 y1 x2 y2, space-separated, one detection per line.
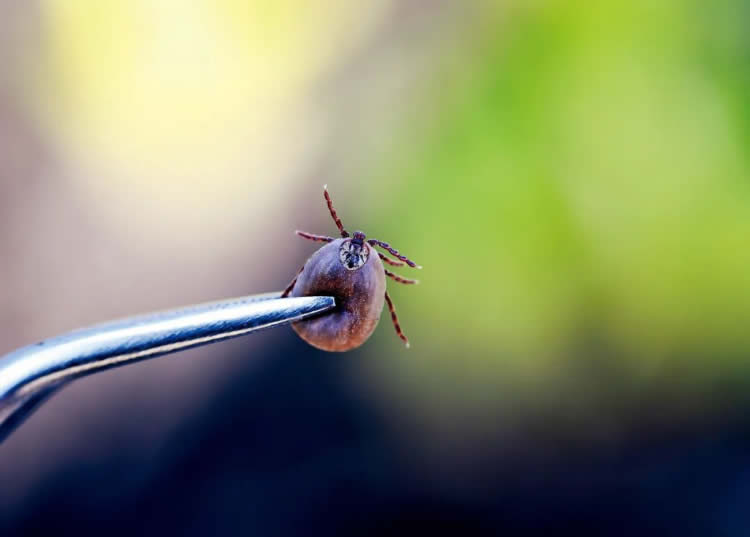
1 0 750 535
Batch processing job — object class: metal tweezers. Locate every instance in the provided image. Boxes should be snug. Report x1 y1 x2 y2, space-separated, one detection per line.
0 293 335 444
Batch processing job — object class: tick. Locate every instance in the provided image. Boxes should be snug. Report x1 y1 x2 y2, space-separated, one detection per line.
281 185 421 352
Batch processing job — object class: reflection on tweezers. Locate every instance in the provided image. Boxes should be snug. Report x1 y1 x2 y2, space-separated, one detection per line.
0 292 335 444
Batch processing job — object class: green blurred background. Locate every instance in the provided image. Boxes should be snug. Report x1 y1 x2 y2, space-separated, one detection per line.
2 0 750 534
360 0 750 448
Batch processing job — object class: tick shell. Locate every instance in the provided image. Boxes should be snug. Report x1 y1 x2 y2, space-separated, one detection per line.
291 238 385 352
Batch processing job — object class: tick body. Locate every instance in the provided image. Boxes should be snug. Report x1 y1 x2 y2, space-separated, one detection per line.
283 186 420 351
291 239 385 351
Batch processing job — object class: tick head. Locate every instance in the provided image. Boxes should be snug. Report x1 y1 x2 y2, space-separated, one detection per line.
351 230 366 246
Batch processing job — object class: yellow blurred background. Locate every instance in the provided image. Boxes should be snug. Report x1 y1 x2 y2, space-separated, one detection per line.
2 1 750 529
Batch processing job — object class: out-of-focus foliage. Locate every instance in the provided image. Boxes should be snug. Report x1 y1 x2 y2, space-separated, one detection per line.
356 1 750 425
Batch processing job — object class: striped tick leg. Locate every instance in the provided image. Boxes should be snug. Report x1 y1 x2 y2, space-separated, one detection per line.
368 239 421 269
323 185 349 238
296 230 334 243
281 266 305 298
378 252 405 267
384 290 409 348
384 269 419 285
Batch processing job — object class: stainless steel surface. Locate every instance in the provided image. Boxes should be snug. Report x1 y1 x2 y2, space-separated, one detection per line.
0 293 335 443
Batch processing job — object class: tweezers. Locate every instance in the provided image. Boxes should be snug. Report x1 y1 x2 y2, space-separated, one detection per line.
0 292 335 444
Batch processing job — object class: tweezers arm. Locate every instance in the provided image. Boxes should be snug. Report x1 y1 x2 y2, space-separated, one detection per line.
0 294 334 437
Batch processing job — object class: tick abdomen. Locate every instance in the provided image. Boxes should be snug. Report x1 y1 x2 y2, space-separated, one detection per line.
291 239 385 352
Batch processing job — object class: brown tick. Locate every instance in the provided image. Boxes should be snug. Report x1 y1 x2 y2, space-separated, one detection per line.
281 185 421 351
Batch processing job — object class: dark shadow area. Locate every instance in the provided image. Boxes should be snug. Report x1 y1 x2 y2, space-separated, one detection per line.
2 339 750 536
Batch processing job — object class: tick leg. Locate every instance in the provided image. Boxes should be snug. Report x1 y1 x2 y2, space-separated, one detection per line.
384 269 419 285
368 239 421 269
378 252 405 267
281 266 304 298
384 290 410 348
323 185 349 238
296 230 334 243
